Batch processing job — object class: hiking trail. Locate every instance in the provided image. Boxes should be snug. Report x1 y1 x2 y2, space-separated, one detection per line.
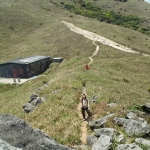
61 21 101 144
77 87 88 144
89 41 99 65
61 20 148 145
76 42 99 144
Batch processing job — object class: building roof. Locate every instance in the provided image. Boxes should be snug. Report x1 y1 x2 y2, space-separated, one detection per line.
0 55 50 65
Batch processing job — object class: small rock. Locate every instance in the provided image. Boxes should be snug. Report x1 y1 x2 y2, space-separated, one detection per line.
92 135 112 150
23 94 46 113
22 103 34 113
89 117 106 130
107 103 117 108
116 143 143 150
116 134 124 143
0 138 22 150
90 95 97 102
140 103 150 114
113 117 127 127
32 97 42 106
126 112 147 124
126 112 138 119
86 135 97 146
94 128 115 139
41 97 46 102
135 138 150 147
89 114 114 130
28 93 38 103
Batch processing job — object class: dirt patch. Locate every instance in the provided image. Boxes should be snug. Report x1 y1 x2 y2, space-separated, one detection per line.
61 20 149 56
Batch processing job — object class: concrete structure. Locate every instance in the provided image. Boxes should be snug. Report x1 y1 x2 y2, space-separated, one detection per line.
0 55 52 79
52 57 63 63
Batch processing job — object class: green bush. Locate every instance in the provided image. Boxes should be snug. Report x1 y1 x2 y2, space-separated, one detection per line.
58 0 149 35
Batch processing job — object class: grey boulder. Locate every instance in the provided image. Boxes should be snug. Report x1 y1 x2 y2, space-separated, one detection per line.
89 114 114 130
89 117 106 130
94 128 115 139
113 117 127 127
135 138 150 147
124 119 150 137
113 117 150 137
86 135 97 146
0 139 22 150
92 135 112 150
23 94 46 113
22 103 34 113
126 112 138 120
28 93 38 103
116 143 143 150
0 114 70 150
126 112 147 124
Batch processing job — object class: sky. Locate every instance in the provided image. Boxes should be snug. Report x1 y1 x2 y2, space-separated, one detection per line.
145 0 150 3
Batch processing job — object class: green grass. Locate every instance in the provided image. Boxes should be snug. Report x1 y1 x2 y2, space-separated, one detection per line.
0 0 150 148
59 1 150 34
53 0 150 35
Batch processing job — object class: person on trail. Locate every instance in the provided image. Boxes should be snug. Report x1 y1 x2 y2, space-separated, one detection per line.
80 94 91 121
85 64 89 70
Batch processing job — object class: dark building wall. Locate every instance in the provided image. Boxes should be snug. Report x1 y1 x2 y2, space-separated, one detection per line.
0 63 27 78
26 58 50 78
0 57 51 78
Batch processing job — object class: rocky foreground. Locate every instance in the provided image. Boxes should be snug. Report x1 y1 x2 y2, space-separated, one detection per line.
0 114 70 150
0 103 149 150
86 103 150 150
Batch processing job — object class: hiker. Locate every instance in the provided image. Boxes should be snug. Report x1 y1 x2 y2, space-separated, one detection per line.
85 64 89 70
80 94 91 121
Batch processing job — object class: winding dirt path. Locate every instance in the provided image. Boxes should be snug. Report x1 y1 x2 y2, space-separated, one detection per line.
77 87 88 144
61 20 149 56
89 41 99 65
61 21 99 144
61 20 149 144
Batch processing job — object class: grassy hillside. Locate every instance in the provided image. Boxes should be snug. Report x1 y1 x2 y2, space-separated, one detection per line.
52 0 150 35
0 0 150 148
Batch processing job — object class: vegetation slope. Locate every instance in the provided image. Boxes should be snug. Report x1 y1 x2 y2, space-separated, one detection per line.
0 0 150 148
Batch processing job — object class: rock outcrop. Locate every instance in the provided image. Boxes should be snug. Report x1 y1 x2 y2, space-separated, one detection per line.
92 135 112 150
87 110 150 150
113 116 150 137
135 138 150 147
89 114 114 130
0 114 70 150
0 139 22 150
86 135 97 147
116 143 143 150
94 128 115 139
22 93 45 113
